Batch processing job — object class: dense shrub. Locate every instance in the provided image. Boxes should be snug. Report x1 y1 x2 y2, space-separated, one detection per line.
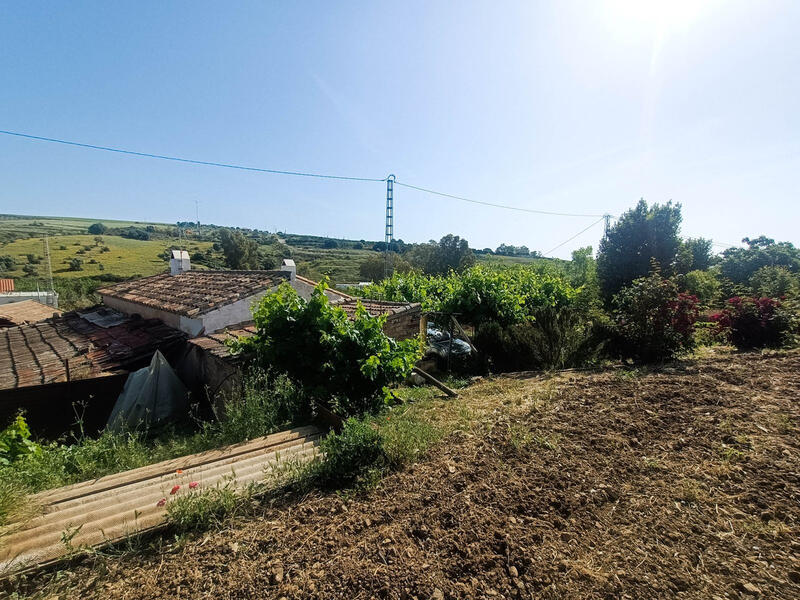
474 306 605 372
87 222 107 235
683 269 721 305
363 266 578 326
312 418 386 488
68 257 84 271
711 297 797 349
613 273 700 362
118 226 150 240
229 282 420 417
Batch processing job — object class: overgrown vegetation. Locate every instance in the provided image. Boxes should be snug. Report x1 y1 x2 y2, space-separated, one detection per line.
229 282 421 417
0 373 307 526
613 271 700 362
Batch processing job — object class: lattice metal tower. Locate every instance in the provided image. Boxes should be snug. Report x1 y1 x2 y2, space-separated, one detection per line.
384 174 395 278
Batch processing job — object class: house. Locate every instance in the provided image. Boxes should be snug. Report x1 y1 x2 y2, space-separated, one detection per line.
98 257 349 336
0 278 59 308
178 299 422 406
0 307 185 436
0 299 62 329
0 255 421 437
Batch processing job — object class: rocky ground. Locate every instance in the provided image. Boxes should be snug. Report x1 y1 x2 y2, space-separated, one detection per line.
11 350 800 599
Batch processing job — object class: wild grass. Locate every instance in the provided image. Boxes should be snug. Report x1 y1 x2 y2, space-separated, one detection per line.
0 373 304 527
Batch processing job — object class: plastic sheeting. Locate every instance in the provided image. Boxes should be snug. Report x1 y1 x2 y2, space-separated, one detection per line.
427 325 472 357
106 350 188 433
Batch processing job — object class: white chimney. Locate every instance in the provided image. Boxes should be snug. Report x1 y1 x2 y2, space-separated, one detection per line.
170 250 191 275
280 258 296 281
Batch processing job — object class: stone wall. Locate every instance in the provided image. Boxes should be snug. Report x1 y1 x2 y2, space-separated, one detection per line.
382 306 422 340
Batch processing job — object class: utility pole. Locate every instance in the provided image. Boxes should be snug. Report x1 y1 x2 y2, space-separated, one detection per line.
384 174 395 279
195 199 201 237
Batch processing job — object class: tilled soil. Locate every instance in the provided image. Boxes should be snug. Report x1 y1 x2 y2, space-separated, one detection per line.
14 351 800 599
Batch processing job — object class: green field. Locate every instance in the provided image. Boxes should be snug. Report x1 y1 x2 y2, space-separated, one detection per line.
0 214 167 243
0 234 214 279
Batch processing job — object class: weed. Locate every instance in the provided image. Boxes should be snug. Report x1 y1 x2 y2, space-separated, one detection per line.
166 481 250 533
776 414 793 434
675 479 706 504
719 445 746 463
310 418 386 488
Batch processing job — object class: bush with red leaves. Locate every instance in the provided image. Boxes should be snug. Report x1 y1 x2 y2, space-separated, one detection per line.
614 274 700 362
711 296 796 349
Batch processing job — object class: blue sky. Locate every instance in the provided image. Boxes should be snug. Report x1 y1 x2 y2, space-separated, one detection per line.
1 1 798 258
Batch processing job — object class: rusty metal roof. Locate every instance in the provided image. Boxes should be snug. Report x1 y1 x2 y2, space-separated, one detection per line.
0 309 185 391
0 300 62 328
98 271 290 317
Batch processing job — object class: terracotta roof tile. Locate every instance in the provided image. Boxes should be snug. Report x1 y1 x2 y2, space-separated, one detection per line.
0 300 62 328
98 271 290 317
0 309 185 391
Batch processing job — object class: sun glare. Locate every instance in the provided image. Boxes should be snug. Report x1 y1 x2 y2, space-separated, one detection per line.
607 0 708 34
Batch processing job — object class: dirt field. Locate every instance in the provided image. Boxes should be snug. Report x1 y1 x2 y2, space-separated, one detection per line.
13 351 800 599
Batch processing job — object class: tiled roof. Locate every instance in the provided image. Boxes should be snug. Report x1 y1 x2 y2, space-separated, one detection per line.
187 299 420 362
336 299 421 318
0 300 62 328
0 308 185 390
98 271 290 317
187 326 256 361
295 275 353 302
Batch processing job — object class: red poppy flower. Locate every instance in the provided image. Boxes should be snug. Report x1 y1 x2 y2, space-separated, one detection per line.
189 481 199 489
170 485 181 495
156 498 167 507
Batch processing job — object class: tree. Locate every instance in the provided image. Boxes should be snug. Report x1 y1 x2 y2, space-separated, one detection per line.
406 234 475 275
93 236 104 246
0 255 16 272
68 258 84 271
359 252 412 282
676 237 713 274
88 223 107 235
718 236 800 286
219 228 259 270
597 199 682 300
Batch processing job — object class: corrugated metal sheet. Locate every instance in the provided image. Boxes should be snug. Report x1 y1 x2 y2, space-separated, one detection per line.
0 279 15 292
0 425 323 573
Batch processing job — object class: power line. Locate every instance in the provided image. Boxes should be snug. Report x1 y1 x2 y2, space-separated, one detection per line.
544 216 606 256
394 180 606 218
0 129 386 182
